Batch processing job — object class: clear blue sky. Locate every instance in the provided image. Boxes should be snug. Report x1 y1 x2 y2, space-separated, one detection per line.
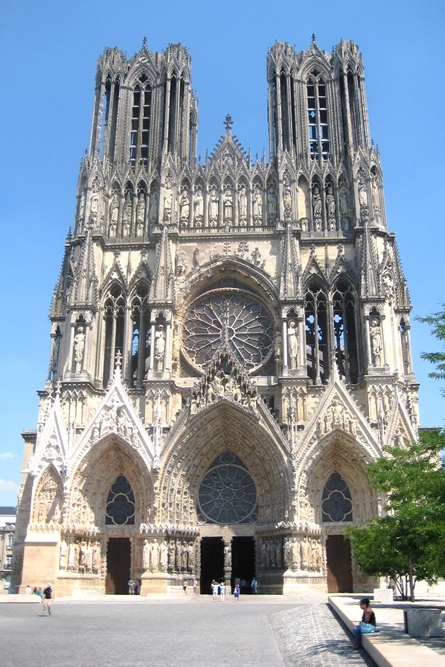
0 0 444 505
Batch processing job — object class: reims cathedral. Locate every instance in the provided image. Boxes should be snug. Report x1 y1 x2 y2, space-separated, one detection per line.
13 38 418 596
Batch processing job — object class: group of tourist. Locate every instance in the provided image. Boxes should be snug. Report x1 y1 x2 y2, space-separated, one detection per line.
25 583 54 615
128 578 142 595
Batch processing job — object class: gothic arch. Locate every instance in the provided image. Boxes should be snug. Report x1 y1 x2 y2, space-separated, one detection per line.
159 400 291 526
302 436 377 526
32 465 63 524
68 435 154 529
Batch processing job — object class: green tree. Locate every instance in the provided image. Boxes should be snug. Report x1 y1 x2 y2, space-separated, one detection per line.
417 303 445 397
346 429 445 601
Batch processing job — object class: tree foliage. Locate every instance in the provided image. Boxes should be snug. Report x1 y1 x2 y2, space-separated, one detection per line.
417 303 445 397
346 429 445 601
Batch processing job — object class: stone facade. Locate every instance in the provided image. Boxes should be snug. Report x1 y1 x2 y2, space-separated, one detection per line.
12 38 419 596
0 507 16 590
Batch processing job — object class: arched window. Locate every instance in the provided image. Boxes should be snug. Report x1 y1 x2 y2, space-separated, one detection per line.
103 284 125 387
105 475 135 525
305 281 329 384
307 72 329 159
322 472 352 522
332 278 358 383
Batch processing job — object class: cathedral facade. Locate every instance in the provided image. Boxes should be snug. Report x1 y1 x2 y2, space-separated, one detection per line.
13 38 419 596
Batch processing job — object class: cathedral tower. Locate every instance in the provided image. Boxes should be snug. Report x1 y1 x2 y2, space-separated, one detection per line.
13 39 418 596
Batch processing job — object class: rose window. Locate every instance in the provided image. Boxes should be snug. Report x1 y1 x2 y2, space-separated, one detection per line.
198 452 257 524
182 291 274 371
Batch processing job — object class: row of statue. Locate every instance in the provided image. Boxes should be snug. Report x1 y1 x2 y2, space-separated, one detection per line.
77 169 382 237
134 538 195 573
59 538 103 574
283 536 324 573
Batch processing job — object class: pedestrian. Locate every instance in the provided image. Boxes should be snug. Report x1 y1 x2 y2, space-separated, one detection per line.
137 578 142 596
128 578 135 594
25 584 32 595
211 580 218 601
134 578 140 595
251 577 258 594
234 583 240 601
193 578 198 595
183 579 188 594
220 581 225 601
352 598 376 649
41 583 54 616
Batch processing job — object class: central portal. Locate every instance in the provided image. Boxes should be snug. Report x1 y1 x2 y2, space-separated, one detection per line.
231 536 255 593
200 537 224 594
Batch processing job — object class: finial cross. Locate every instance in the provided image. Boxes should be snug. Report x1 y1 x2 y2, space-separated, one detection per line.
224 114 233 132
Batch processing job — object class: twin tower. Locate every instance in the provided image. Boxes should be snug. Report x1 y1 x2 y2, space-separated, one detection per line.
14 39 418 596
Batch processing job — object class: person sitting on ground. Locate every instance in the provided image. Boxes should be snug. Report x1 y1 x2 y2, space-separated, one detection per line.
352 598 376 649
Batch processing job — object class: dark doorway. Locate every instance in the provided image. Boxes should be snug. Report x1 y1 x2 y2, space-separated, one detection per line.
200 537 224 595
231 536 255 593
326 535 352 593
105 537 131 594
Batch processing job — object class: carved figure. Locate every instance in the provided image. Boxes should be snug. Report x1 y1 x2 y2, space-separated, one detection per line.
73 326 85 372
154 325 165 371
136 192 146 230
176 250 187 277
149 190 159 223
142 539 150 570
253 185 263 221
223 186 233 221
180 188 189 225
163 180 172 223
122 192 132 236
288 320 298 369
370 319 383 366
312 186 322 217
267 186 277 222
238 185 247 224
193 187 204 224
209 186 219 225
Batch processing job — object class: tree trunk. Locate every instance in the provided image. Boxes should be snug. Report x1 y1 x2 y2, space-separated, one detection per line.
408 559 415 602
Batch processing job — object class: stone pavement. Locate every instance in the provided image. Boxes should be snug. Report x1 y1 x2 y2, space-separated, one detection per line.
0 592 376 667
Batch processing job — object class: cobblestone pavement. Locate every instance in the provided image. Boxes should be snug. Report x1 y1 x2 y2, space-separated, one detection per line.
0 595 376 667
271 603 376 666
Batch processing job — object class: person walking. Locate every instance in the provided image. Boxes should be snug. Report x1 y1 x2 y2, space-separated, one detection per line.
234 583 240 601
193 578 198 595
41 583 54 616
251 577 258 594
219 581 225 601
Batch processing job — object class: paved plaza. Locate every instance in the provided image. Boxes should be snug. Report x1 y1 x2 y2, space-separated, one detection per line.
0 593 376 667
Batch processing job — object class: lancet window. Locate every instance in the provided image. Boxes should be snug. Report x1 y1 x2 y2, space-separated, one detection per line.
130 285 151 387
307 71 329 159
103 284 125 387
305 281 329 384
304 278 359 385
130 76 152 169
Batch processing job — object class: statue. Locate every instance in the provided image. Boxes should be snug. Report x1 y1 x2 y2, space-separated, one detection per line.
287 320 298 369
73 326 85 372
209 186 219 226
253 185 263 222
176 250 187 277
326 185 335 218
180 188 190 226
163 180 172 223
154 325 165 371
142 539 150 570
267 186 277 222
109 191 119 236
223 186 233 222
283 185 292 220
312 185 322 218
149 190 159 223
238 185 247 225
370 319 383 366
122 192 132 236
193 187 204 225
